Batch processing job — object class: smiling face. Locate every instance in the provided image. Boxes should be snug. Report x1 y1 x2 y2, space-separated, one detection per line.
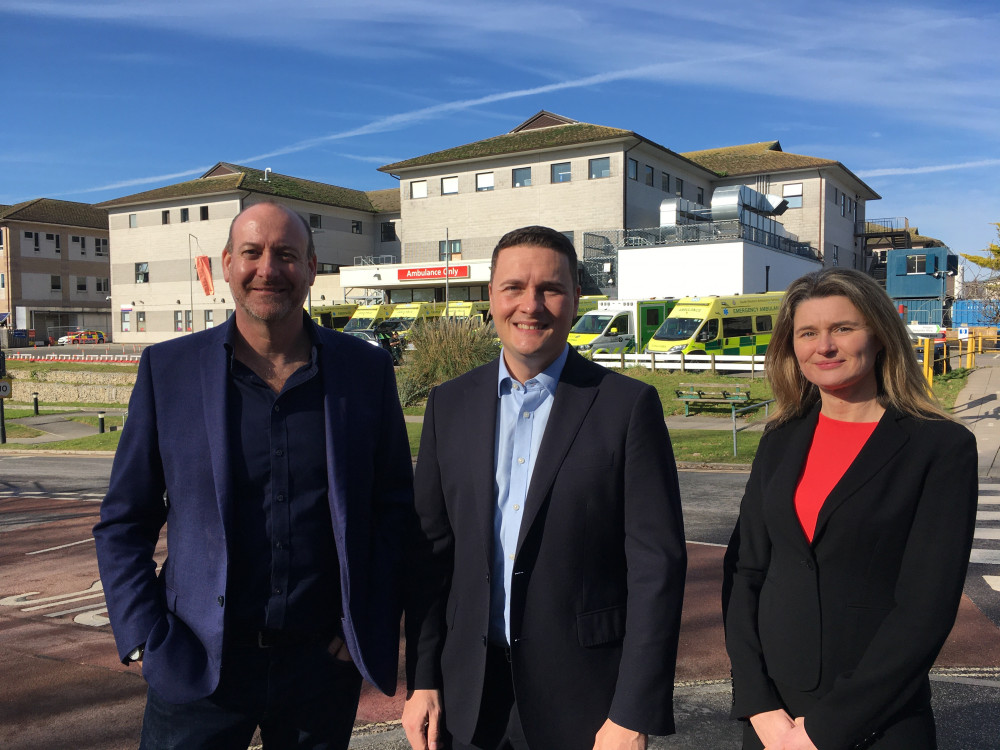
792 295 883 404
222 203 316 328
489 243 580 383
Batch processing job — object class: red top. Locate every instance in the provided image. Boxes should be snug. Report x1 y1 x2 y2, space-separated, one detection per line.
794 412 880 542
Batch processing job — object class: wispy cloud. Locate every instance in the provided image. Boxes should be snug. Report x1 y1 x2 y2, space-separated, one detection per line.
858 158 1000 178
60 166 212 196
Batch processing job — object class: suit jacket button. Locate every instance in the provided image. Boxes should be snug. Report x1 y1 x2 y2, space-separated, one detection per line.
218 596 225 607
482 636 487 646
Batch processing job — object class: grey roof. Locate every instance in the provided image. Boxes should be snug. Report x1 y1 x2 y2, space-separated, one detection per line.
97 163 387 213
0 199 108 230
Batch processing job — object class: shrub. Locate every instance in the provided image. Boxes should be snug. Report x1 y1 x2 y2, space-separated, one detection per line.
397 318 501 404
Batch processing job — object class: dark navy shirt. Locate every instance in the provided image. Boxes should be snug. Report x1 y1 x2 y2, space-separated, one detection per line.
224 322 339 636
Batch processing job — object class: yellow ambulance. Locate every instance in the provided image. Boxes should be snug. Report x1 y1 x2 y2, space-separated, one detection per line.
343 303 396 333
310 303 358 331
645 293 784 356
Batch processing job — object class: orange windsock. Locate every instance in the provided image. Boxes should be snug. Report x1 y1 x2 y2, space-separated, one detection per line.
195 255 215 296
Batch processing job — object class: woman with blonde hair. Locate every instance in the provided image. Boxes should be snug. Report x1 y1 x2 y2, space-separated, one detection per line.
724 267 977 749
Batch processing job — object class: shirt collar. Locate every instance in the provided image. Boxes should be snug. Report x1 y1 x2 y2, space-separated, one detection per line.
497 344 569 398
224 310 322 369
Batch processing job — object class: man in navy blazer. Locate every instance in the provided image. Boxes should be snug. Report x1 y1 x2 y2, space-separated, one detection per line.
94 202 413 749
402 227 686 750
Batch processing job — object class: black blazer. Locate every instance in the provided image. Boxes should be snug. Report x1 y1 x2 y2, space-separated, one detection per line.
724 405 978 749
406 350 687 749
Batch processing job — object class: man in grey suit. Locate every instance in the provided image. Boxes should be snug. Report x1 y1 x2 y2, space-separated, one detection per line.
402 226 686 750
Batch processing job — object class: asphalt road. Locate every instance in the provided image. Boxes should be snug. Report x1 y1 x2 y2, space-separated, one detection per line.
2 461 999 749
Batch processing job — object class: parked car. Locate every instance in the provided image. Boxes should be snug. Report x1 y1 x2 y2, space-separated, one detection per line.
57 330 105 345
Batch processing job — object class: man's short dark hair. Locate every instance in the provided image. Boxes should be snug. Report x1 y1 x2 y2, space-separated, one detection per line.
490 226 578 284
223 201 316 259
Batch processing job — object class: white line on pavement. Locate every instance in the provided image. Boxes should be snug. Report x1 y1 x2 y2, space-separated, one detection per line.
975 528 1000 540
970 549 1000 565
26 537 95 555
978 511 1000 521
985 575 1000 593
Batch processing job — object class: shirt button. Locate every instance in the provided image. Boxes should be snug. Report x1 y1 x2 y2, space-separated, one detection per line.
513 504 520 511
523 411 530 419
274 405 280 412
273 587 282 595
275 542 284 550
276 494 285 503
508 554 515 561
517 457 525 464
513 384 520 391
275 449 284 457
217 596 225 607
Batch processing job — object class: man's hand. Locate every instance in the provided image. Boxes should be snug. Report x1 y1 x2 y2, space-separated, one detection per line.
749 708 795 747
402 688 444 750
326 636 353 662
593 718 647 750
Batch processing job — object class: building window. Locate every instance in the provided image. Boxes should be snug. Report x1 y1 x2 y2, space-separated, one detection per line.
180 207 190 223
317 263 340 274
832 245 840 266
783 183 803 209
628 159 638 180
410 180 427 199
476 172 495 191
34 232 40 252
174 310 184 332
161 210 170 225
512 167 531 188
129 213 138 228
351 220 363 234
95 238 108 257
551 162 571 183
841 195 846 217
309 214 322 229
136 262 150 284
439 239 461 260
0 273 4 289
661 172 670 193
185 309 193 332
76 276 87 292
675 178 684 199
644 165 654 187
441 176 459 195
589 157 610 180
51 275 62 291
906 254 926 274
205 310 214 329
697 187 705 204
137 311 146 332
380 222 397 242
96 277 109 293
200 205 209 221
122 311 131 333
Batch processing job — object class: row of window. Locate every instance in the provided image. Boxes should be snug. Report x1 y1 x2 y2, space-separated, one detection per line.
828 187 857 218
412 156 696 199
311 214 363 235
22 232 108 256
147 206 211 227
49 275 110 292
121 309 234 333
626 159 702 202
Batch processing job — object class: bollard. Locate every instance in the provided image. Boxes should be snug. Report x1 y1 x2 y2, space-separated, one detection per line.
32 392 39 416
98 411 106 434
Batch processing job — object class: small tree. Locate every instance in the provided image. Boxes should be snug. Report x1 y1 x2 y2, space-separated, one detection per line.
396 318 501 406
960 223 1000 325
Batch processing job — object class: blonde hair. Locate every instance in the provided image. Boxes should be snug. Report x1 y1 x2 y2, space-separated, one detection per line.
766 267 951 425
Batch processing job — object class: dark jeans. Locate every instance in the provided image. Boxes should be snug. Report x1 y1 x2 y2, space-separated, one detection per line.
139 639 362 750
451 645 529 750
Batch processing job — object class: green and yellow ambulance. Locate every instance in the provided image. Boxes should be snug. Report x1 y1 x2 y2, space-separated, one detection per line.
310 303 359 331
567 299 677 356
383 301 447 337
343 303 396 333
645 293 784 356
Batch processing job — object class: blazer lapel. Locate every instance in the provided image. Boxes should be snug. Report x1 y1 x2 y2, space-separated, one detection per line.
772 408 820 549
812 409 909 543
515 351 598 555
199 324 235 540
465 362 502 554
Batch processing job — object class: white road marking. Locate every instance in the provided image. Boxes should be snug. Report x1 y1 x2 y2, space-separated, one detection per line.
970 549 1000 565
977 511 1000 521
974 528 1000 540
26 537 95 555
984 575 1000 593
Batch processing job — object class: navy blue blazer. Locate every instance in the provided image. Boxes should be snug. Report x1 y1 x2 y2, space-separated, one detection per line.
406 349 687 749
94 317 413 703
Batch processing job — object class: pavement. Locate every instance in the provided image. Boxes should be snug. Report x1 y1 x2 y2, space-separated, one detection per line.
2 359 1000 748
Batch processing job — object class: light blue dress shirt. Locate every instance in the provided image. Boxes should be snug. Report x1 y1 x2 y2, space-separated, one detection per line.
489 345 569 645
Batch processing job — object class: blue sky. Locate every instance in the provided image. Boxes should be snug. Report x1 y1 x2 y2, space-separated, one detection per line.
2 0 998 276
